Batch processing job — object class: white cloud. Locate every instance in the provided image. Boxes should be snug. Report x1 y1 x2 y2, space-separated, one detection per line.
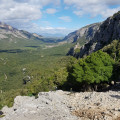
21 23 75 36
0 0 61 24
0 0 41 21
45 8 57 14
64 0 120 18
1 0 120 36
29 0 61 6
0 5 41 21
0 0 62 36
74 11 83 16
59 16 72 22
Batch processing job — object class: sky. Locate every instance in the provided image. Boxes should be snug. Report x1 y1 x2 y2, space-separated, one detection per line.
0 0 120 37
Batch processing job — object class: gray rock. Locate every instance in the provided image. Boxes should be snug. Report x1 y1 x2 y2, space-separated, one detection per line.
78 11 120 58
63 23 101 43
1 90 120 120
65 23 101 56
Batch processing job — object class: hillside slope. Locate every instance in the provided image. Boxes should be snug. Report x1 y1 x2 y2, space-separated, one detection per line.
63 23 101 43
0 22 43 41
76 11 120 58
63 23 101 56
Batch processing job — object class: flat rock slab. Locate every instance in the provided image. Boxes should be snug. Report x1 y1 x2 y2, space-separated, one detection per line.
1 90 120 120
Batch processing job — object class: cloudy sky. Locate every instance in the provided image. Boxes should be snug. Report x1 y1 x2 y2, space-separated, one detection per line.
1 0 120 37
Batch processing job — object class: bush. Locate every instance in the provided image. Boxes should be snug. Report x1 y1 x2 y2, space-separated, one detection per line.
67 50 115 91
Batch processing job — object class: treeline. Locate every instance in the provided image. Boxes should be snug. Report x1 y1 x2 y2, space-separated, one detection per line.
24 40 120 93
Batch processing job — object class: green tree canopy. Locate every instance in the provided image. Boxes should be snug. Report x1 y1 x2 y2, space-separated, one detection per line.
67 50 115 91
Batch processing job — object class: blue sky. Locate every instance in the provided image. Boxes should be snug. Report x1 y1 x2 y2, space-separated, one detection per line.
0 0 120 37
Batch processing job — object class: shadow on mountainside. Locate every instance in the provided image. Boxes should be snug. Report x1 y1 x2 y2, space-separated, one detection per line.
0 49 24 53
25 46 40 48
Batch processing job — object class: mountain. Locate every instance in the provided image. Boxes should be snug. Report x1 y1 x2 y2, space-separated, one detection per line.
0 22 43 40
41 33 65 37
75 11 120 58
63 23 101 56
63 23 101 43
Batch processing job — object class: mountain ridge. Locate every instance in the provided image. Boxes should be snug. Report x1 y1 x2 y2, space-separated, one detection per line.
66 11 120 58
0 22 43 40
64 23 101 56
76 11 120 58
63 22 101 43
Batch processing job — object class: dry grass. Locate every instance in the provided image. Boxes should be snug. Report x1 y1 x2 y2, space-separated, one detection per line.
115 117 120 120
72 108 113 120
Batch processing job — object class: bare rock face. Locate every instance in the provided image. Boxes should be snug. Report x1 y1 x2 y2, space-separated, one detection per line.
63 23 102 57
65 23 101 56
63 23 101 43
1 90 120 120
1 91 78 120
78 11 120 58
67 42 80 56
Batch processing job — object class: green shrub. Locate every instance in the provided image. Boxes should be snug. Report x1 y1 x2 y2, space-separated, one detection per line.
67 50 115 91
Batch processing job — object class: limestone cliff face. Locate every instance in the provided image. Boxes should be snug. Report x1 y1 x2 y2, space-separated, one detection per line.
65 23 101 56
63 23 101 43
78 11 120 58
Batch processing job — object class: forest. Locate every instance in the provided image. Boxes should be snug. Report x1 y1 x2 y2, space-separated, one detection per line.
0 37 120 110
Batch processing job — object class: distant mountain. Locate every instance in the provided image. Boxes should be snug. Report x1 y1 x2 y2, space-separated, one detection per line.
0 22 43 40
41 33 65 38
63 23 101 43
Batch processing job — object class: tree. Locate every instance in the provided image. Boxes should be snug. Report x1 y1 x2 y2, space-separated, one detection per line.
67 50 115 91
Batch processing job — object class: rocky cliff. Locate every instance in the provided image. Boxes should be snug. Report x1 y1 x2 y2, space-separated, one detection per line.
64 23 101 56
77 11 120 58
63 23 101 43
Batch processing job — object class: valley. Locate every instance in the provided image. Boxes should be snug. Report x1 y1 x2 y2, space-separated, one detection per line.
1 9 120 120
0 35 73 109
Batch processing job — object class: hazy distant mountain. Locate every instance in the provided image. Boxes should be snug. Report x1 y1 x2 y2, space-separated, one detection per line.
41 33 65 38
0 22 43 40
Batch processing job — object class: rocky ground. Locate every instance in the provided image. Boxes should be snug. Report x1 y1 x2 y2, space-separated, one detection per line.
1 90 120 120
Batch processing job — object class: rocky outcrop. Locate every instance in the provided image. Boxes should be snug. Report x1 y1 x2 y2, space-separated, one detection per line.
1 91 78 120
0 22 42 40
78 11 120 58
63 23 101 43
65 23 101 56
66 42 80 56
1 90 120 120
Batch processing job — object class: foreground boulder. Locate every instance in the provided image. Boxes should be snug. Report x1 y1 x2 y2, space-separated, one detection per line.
1 90 120 120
